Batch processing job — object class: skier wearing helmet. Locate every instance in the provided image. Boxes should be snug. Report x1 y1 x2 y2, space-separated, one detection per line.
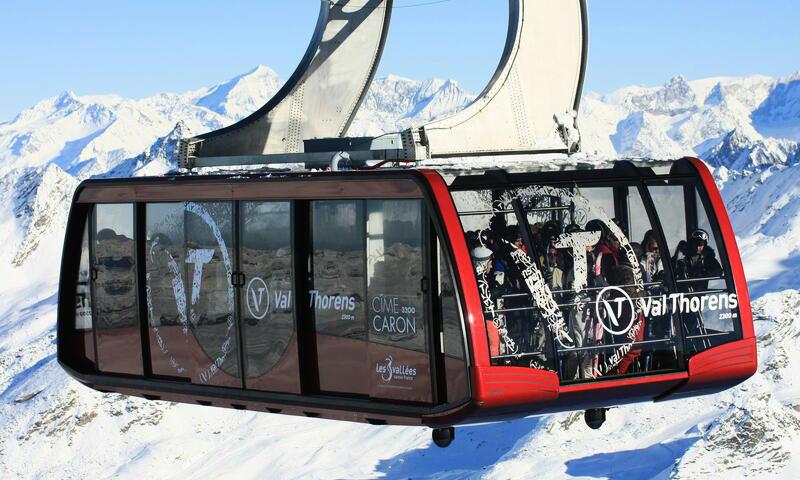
674 229 723 291
674 229 724 352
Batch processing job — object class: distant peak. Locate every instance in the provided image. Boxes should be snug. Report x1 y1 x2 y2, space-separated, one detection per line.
382 74 416 83
54 90 79 108
245 65 278 77
41 162 72 180
57 90 77 100
168 120 191 138
440 78 459 89
664 75 690 90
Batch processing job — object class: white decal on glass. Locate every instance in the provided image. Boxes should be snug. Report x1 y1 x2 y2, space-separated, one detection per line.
595 286 636 335
554 231 600 293
145 202 235 383
246 276 270 321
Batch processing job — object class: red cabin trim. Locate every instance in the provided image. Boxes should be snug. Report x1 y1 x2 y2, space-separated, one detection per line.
472 366 559 407
686 157 754 340
687 337 757 384
418 169 490 367
559 372 687 393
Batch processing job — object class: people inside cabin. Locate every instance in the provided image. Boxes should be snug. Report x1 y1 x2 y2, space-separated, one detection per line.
599 238 644 375
629 240 652 371
537 220 562 275
641 235 664 284
583 218 656 376
586 219 620 287
506 224 526 253
674 229 723 291
559 223 601 380
471 243 502 357
473 216 555 368
638 234 667 369
673 229 724 351
499 224 545 361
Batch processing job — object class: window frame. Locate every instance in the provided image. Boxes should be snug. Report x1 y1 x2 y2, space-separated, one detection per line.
449 173 743 383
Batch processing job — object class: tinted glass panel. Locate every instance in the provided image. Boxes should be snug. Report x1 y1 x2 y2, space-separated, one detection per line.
453 183 682 383
647 183 740 355
76 221 93 332
628 187 651 247
71 220 95 367
366 200 431 402
312 200 368 395
240 201 299 393
439 241 468 404
660 184 739 355
93 203 142 375
145 202 240 386
649 185 686 256
453 189 534 365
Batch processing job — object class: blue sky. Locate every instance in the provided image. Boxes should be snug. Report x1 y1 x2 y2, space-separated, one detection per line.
0 0 798 121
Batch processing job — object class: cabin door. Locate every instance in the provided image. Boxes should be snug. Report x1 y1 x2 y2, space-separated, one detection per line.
308 199 434 403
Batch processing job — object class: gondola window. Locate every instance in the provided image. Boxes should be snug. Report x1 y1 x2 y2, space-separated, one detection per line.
93 203 142 375
145 202 240 386
452 182 683 383
240 201 299 393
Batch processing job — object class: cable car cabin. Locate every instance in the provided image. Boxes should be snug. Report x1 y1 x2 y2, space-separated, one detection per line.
57 158 756 432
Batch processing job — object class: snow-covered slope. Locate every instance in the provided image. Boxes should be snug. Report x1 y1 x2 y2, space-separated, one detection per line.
2 67 800 479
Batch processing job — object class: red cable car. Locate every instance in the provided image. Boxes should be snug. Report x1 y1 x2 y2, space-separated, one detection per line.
56 1 756 446
57 158 756 445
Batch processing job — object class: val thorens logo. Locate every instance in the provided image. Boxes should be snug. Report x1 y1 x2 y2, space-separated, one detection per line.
246 276 270 320
595 286 636 335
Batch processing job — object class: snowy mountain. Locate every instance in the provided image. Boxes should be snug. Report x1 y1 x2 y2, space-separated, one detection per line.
580 73 797 162
194 65 283 121
2 66 800 478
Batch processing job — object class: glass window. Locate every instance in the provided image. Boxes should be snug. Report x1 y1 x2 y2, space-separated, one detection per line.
76 221 93 331
439 241 468 404
579 187 615 222
93 203 142 375
366 200 431 403
311 199 433 403
70 219 95 367
651 184 739 355
145 202 240 386
453 183 682 383
311 200 369 395
627 187 652 247
649 185 686 258
367 200 426 352
240 201 299 393
452 189 531 365
647 183 740 355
